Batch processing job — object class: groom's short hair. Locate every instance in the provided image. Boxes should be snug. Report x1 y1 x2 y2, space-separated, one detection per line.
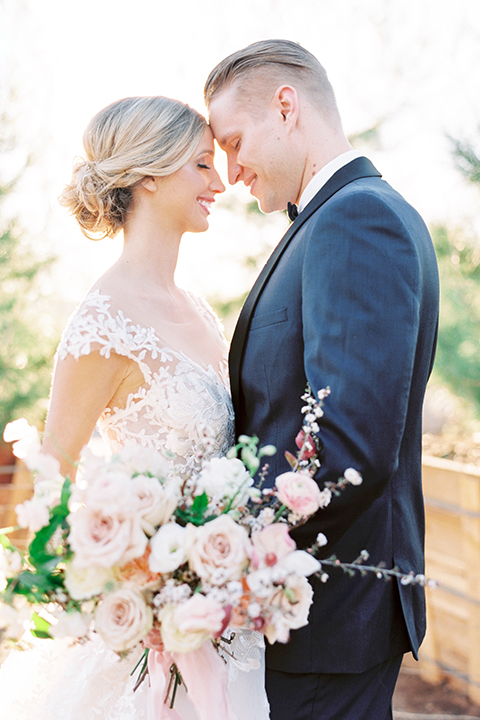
204 39 340 125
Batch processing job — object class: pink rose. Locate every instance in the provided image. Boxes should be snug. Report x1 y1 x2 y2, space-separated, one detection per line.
251 523 296 569
275 472 328 517
68 506 147 569
159 595 224 653
186 515 250 586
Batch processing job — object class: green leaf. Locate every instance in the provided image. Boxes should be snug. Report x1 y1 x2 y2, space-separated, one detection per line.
32 611 52 637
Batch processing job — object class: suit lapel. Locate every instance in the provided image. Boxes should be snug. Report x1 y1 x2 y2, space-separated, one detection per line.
229 157 382 408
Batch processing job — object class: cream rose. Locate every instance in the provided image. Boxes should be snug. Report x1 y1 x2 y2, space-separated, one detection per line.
186 515 250 586
95 587 153 652
68 506 147 569
64 561 115 600
149 523 188 573
159 595 224 653
275 472 328 517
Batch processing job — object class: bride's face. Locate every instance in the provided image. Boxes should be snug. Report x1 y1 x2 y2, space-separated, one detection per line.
157 126 225 234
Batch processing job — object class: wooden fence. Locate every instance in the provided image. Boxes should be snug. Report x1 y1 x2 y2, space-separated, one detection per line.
0 460 34 550
1 454 480 703
406 455 480 706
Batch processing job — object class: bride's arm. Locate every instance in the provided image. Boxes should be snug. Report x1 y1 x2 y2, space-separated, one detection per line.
42 350 131 479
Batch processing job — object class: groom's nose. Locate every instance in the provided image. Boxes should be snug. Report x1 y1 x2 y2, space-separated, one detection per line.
227 157 243 185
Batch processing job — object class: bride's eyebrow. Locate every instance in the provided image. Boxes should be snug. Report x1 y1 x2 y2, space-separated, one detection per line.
196 148 215 158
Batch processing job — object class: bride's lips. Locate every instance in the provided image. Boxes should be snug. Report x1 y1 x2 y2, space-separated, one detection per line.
197 197 214 215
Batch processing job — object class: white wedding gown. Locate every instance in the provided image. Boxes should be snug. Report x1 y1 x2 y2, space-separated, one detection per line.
0 289 270 720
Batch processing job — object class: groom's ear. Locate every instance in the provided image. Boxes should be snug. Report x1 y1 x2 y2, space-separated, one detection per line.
273 85 299 130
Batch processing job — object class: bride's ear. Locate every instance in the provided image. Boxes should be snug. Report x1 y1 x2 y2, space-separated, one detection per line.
140 176 158 193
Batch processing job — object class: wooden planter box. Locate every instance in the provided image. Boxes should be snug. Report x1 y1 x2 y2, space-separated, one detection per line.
404 455 480 705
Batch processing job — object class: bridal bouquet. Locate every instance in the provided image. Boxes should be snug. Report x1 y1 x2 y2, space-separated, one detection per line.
1 387 363 661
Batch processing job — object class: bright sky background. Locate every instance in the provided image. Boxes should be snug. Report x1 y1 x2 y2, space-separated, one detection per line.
1 0 480 316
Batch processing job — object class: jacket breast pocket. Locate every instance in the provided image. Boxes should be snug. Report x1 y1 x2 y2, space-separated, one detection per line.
249 306 288 331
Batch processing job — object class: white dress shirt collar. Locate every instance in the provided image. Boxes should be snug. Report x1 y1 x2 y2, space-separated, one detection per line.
298 150 363 212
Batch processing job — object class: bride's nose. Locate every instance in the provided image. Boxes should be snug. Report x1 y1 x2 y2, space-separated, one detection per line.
210 168 226 194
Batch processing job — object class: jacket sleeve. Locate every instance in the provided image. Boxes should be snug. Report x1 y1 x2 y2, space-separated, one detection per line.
290 187 422 552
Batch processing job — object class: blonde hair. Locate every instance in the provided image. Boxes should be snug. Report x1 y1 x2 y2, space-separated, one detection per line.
204 39 340 124
60 97 206 239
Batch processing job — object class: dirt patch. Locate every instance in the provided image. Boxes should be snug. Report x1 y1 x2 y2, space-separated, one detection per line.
394 666 480 717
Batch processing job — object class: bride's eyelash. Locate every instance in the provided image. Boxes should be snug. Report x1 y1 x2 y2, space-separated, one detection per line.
197 163 210 170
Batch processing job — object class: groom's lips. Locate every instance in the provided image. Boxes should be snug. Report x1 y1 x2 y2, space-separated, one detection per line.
246 174 258 195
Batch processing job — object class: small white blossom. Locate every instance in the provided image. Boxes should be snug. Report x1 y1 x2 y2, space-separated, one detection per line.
248 602 262 618
259 445 276 457
320 573 329 583
316 533 328 547
343 468 363 486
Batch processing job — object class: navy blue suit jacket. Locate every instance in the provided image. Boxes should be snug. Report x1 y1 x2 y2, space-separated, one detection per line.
229 158 439 673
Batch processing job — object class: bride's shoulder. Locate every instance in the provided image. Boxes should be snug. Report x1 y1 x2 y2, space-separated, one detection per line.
57 285 133 361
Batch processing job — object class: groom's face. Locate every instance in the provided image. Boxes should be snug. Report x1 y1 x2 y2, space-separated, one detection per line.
208 85 299 214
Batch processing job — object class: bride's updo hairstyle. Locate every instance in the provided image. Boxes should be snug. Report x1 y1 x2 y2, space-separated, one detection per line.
60 96 207 239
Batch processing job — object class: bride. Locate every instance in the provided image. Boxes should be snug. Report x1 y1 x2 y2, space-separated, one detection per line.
0 96 270 719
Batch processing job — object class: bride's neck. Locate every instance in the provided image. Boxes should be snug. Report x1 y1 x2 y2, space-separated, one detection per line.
118 214 182 292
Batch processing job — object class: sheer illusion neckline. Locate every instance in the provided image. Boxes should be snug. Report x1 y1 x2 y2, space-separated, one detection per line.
91 289 228 384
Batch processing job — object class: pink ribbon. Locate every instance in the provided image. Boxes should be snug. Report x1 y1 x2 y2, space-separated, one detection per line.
148 642 238 720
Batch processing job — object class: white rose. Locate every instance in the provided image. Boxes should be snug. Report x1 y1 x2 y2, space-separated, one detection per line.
159 595 224 653
64 561 115 600
95 587 153 653
195 457 253 509
15 497 50 533
50 610 92 640
264 575 314 644
149 523 188 573
132 474 180 534
186 515 250 586
68 506 147 569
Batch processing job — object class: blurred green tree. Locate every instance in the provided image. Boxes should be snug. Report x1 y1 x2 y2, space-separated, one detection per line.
430 132 480 417
0 112 58 438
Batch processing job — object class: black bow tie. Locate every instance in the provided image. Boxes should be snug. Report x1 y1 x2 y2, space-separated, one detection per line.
287 202 298 221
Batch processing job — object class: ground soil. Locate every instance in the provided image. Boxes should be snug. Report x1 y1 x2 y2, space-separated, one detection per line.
393 666 480 718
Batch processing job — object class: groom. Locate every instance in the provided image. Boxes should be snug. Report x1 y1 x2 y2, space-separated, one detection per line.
205 40 439 720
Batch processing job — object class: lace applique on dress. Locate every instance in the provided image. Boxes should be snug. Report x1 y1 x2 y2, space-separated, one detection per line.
57 290 234 472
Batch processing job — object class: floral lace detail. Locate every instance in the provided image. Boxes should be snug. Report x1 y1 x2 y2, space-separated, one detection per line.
0 291 270 720
57 290 234 471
